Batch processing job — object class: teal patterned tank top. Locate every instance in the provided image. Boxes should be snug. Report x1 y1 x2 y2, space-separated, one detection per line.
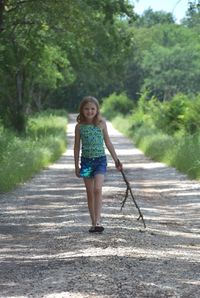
80 124 105 158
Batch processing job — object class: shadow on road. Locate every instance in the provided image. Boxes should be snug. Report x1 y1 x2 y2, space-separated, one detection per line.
0 115 200 297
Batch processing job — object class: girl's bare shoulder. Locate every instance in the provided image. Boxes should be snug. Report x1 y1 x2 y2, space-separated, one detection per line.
75 123 81 132
76 122 82 127
99 118 107 129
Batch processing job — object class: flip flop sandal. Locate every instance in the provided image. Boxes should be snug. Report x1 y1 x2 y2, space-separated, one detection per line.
94 226 104 233
89 226 96 233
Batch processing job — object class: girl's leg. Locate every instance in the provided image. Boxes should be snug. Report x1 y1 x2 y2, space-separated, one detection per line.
83 178 95 226
93 174 104 225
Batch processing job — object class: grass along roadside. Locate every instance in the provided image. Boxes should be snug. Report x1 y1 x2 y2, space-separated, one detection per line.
0 110 68 192
112 115 200 180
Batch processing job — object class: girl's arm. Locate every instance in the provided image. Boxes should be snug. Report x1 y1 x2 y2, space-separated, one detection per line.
102 120 122 171
74 124 81 177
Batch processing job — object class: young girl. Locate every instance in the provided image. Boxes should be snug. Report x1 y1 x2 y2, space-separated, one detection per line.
74 96 122 233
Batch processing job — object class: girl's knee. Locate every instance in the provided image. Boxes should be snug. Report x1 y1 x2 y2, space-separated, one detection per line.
86 189 94 197
94 187 102 196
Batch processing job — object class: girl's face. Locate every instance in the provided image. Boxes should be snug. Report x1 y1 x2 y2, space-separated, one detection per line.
82 102 98 122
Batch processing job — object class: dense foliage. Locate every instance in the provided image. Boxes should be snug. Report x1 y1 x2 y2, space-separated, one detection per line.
0 0 135 131
1 0 200 183
104 91 200 179
1 1 200 127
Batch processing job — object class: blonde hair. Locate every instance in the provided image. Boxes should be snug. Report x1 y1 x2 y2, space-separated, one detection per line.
77 96 102 125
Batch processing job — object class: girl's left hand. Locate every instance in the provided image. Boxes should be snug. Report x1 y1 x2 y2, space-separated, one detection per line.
115 159 123 171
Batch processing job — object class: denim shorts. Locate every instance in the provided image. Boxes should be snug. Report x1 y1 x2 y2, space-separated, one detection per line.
80 155 107 178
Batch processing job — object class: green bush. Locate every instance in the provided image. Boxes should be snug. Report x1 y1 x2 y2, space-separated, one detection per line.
183 94 200 134
155 93 189 134
130 90 162 131
131 91 200 136
101 92 134 119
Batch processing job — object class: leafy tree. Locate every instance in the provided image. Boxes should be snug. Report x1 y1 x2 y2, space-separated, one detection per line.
0 0 76 131
141 43 200 100
0 0 135 131
135 8 175 27
123 23 200 101
182 0 200 28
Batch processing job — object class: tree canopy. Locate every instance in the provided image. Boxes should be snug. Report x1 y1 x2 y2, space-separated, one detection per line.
1 0 200 132
0 0 135 131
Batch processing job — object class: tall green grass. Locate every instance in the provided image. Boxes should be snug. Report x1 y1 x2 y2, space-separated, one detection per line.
170 134 200 179
0 110 67 192
112 114 200 180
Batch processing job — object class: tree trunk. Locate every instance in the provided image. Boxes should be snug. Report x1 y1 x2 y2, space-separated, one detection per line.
16 71 23 104
10 70 27 133
0 0 5 32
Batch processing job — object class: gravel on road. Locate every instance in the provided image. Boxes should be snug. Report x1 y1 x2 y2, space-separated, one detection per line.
0 114 200 298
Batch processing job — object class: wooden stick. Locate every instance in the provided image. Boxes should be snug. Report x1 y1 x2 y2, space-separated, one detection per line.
118 163 146 228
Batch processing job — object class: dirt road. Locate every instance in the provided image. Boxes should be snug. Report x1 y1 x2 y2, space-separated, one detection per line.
0 114 200 298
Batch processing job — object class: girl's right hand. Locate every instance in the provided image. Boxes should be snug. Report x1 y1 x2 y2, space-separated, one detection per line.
75 167 80 177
